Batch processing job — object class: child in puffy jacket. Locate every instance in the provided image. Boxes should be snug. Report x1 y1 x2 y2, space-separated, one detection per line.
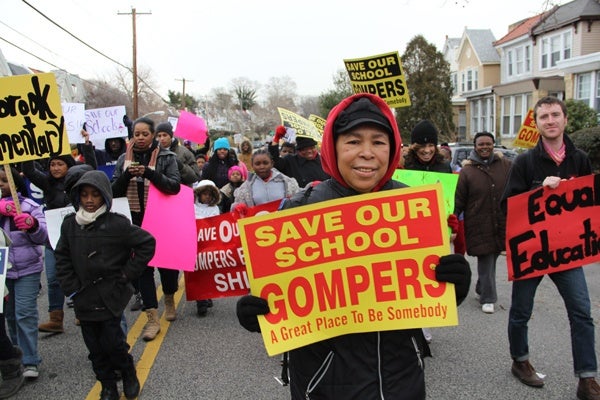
0 166 48 380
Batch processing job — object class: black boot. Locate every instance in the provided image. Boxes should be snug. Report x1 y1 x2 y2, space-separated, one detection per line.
0 346 24 399
122 367 140 399
99 381 119 400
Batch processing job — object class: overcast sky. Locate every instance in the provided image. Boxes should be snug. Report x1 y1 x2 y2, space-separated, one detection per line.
1 0 562 101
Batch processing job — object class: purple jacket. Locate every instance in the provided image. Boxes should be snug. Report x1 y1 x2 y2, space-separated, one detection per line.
1 195 48 279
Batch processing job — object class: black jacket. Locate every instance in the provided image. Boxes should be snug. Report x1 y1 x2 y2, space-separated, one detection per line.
281 179 428 400
21 143 97 210
501 134 591 211
269 143 330 188
55 170 156 321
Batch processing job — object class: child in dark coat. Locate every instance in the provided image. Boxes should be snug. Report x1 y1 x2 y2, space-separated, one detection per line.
55 171 156 400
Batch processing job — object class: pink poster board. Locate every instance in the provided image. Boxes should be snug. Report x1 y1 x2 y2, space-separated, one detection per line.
174 110 208 144
142 184 196 271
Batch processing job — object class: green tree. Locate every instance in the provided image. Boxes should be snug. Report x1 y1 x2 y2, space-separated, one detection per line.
319 69 353 118
570 126 600 173
565 99 598 134
396 35 455 143
233 84 257 111
167 90 199 112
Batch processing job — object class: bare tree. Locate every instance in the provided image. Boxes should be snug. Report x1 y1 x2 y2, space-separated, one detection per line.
263 76 297 111
83 79 130 110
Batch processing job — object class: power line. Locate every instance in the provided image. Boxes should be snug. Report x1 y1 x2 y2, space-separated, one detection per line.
0 34 109 91
0 35 66 72
21 0 132 73
17 0 170 106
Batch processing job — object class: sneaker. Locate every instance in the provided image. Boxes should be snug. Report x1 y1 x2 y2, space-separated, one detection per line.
511 360 544 387
130 292 143 312
23 365 39 379
577 377 600 400
482 303 494 314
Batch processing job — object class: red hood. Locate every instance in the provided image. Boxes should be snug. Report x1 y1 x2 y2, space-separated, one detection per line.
321 93 402 192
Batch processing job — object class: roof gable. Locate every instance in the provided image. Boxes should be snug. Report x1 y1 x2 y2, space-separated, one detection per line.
533 0 600 34
494 11 553 46
459 29 500 64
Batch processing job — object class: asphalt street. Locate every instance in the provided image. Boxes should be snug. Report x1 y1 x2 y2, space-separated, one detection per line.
9 255 600 399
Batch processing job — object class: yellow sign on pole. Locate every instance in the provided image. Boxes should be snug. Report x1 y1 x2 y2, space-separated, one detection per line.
512 109 540 149
0 73 69 164
344 51 411 108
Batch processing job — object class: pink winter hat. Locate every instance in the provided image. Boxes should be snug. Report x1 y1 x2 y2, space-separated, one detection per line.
228 165 247 181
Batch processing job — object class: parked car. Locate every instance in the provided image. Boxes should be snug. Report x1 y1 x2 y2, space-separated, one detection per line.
448 143 518 171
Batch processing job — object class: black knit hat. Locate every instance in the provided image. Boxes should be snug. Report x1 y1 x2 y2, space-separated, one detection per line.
410 120 438 145
156 122 174 137
49 154 76 169
333 97 392 135
295 136 318 150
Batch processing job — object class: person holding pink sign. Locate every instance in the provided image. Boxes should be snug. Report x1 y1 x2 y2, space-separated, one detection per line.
237 93 471 399
111 117 181 341
55 170 155 400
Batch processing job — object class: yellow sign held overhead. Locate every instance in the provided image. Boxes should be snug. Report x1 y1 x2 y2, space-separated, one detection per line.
344 51 411 108
0 73 69 164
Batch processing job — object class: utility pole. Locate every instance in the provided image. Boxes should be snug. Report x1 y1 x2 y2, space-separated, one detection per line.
175 78 193 111
118 8 151 119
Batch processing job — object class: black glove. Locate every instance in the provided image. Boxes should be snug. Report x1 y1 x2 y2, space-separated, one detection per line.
435 254 471 306
236 295 269 332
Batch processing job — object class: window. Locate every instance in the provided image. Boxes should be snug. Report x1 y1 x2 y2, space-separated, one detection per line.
576 71 600 114
461 72 465 93
577 73 592 105
541 30 572 69
464 68 478 92
596 73 600 113
502 97 511 135
515 47 524 75
467 70 473 91
471 100 478 132
507 45 531 77
470 96 494 135
451 72 458 93
500 94 532 137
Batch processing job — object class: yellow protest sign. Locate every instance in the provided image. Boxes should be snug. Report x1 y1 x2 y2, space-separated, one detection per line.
239 184 457 356
0 73 68 164
308 114 326 135
512 109 539 149
277 108 322 142
344 51 411 108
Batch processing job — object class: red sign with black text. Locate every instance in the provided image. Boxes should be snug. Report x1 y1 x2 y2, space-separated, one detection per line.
184 200 281 300
506 174 600 280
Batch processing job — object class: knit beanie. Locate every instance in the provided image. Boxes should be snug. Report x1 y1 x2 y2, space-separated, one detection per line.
214 137 230 151
156 122 174 137
410 120 438 145
295 136 318 150
228 165 247 181
49 154 76 169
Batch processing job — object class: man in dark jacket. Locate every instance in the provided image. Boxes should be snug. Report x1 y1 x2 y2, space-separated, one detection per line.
269 126 330 188
237 93 471 400
55 170 155 400
501 96 599 400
